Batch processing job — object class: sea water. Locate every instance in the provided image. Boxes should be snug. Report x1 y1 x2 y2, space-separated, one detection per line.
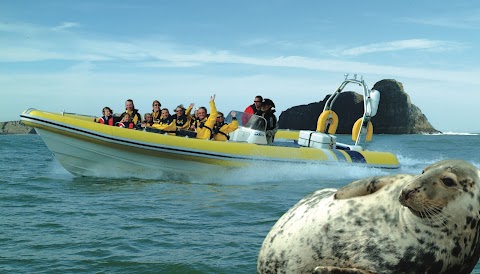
1 133 479 273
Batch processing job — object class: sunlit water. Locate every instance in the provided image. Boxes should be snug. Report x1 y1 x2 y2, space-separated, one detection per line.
1 133 479 273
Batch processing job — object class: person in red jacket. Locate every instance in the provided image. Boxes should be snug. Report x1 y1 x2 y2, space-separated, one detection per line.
116 113 135 129
97 106 115 126
244 95 263 116
242 95 263 125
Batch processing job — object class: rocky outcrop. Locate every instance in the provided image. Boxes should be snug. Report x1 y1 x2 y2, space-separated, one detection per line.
278 79 439 134
0 121 36 134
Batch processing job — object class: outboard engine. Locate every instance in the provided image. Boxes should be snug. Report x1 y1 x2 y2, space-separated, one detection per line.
229 127 268 145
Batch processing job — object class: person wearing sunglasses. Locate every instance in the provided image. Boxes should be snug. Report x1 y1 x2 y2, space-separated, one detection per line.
212 111 238 141
173 103 194 131
244 95 263 116
243 95 263 125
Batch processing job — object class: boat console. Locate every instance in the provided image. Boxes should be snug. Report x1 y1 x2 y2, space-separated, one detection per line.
226 111 268 145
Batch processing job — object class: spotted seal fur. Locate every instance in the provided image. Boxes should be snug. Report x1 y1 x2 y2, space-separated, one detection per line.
257 160 480 273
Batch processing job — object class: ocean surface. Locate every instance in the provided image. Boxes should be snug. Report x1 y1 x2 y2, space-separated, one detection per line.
1 133 480 273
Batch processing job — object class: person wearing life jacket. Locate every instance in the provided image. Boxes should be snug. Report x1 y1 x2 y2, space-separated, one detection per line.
243 95 263 125
173 103 194 131
261 98 278 145
151 100 162 124
97 106 115 126
141 113 154 127
191 95 218 140
152 108 177 135
244 95 263 116
116 113 135 129
119 99 142 126
212 111 239 141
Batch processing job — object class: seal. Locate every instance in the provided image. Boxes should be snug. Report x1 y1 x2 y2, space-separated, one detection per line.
257 160 480 274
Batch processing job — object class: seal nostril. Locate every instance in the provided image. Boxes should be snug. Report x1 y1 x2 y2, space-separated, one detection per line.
401 189 414 200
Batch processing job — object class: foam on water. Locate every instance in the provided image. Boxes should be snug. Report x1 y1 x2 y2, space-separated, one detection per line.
47 159 75 179
428 132 479 136
395 154 443 174
201 161 390 186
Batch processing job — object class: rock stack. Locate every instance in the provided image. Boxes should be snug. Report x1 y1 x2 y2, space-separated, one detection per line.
278 79 439 134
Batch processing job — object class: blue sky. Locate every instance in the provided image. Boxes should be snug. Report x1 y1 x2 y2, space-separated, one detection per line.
2 0 479 132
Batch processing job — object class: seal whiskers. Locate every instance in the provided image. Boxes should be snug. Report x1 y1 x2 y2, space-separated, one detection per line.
422 201 452 227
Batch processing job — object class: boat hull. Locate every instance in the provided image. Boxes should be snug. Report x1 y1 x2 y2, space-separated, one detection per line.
34 127 225 179
20 109 400 179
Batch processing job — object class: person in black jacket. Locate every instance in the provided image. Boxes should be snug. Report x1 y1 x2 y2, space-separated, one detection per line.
119 99 142 125
261 98 278 145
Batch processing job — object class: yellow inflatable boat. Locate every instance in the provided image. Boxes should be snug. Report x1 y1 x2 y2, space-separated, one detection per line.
20 76 399 179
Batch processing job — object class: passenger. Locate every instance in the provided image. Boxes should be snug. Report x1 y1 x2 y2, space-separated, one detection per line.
173 103 194 131
245 95 263 116
159 108 174 124
261 98 278 145
141 113 154 127
243 95 263 124
119 99 142 125
152 108 177 135
98 106 114 126
212 111 238 141
193 108 199 121
116 113 135 129
151 100 162 123
191 95 217 139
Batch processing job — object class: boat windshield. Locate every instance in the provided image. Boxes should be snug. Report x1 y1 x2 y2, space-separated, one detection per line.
225 111 267 132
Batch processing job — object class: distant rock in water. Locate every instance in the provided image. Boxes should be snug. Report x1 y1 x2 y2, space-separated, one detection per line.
0 121 36 134
278 79 440 134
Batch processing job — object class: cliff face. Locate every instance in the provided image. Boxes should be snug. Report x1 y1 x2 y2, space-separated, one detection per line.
371 79 437 134
278 79 439 134
0 121 36 134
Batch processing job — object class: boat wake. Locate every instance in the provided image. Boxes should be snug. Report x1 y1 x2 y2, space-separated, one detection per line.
198 161 390 186
425 132 479 136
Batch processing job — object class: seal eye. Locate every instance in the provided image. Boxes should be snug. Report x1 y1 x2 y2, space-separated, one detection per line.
442 177 456 187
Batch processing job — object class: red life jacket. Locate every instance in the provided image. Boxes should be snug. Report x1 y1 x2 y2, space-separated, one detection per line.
116 122 135 129
99 116 114 126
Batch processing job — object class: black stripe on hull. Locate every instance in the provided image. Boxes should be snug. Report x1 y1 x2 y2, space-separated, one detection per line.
345 150 366 163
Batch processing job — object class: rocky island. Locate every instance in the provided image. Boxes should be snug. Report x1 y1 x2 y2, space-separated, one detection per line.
278 79 439 134
0 121 35 134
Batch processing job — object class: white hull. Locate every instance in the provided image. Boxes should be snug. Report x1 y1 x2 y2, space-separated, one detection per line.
35 128 227 179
